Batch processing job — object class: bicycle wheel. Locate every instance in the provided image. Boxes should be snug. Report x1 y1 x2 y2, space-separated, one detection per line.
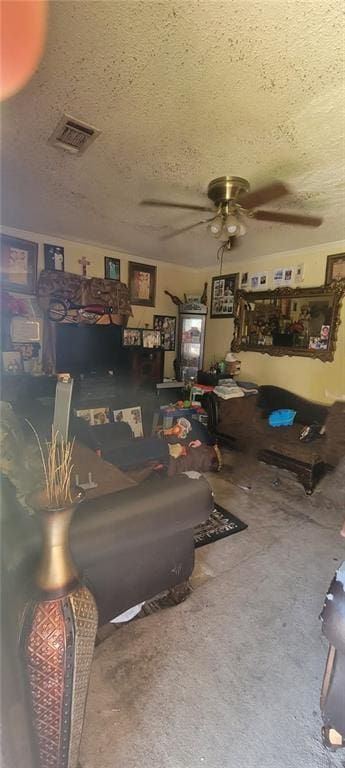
48 299 68 322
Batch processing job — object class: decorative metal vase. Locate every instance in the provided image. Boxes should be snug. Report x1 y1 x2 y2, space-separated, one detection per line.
20 489 98 768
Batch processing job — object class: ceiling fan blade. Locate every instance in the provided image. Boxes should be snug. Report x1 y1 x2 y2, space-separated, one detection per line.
141 199 214 212
252 210 323 227
161 216 217 241
239 181 290 210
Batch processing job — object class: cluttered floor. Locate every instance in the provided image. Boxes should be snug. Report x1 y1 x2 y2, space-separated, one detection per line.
80 451 345 768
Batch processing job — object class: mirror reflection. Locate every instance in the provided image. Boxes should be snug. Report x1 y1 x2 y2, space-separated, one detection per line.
240 294 333 351
232 281 345 360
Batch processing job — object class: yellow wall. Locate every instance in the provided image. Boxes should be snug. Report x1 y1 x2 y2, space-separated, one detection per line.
200 241 345 404
0 226 196 378
1 226 344 402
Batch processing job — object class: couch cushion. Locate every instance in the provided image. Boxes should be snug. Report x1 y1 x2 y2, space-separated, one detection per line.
257 386 329 425
72 442 136 500
267 402 345 467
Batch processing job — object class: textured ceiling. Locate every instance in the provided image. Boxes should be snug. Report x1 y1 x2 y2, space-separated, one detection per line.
1 0 345 267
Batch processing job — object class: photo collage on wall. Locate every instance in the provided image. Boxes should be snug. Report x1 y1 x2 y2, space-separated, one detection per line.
210 274 239 318
249 272 268 290
237 263 307 292
273 267 295 286
153 315 176 351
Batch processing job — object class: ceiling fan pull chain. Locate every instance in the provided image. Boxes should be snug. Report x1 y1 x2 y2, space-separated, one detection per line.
217 242 226 275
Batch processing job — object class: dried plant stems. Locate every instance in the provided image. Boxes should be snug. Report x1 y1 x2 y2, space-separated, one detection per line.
25 419 50 501
47 427 75 507
26 421 75 507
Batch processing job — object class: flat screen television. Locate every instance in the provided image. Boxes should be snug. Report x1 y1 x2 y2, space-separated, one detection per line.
56 323 127 375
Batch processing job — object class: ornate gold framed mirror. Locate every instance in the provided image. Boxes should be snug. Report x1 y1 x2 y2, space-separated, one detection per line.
231 280 345 362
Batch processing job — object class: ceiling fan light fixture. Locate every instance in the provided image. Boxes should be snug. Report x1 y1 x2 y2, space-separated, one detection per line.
207 217 223 237
224 213 240 236
145 175 323 243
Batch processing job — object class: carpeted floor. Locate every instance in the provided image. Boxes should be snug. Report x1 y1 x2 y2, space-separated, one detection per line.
80 453 345 768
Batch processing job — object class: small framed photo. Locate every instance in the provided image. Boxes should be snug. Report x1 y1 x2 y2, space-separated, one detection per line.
295 263 305 283
142 329 161 348
273 268 284 285
0 234 38 294
128 261 156 306
104 256 121 281
283 267 294 283
320 325 330 341
210 273 239 318
250 272 269 291
185 294 200 303
325 253 345 285
122 328 142 346
44 243 64 272
308 337 327 351
2 350 23 374
153 315 176 351
240 272 249 288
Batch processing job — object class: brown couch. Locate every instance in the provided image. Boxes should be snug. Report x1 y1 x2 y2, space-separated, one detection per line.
203 386 345 493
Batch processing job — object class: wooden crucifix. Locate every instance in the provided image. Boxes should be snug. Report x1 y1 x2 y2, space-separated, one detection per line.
79 256 90 277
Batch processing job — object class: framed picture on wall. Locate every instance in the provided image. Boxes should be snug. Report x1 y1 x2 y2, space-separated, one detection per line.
153 315 176 351
0 234 38 294
2 350 23 374
128 261 156 306
104 256 121 281
325 253 345 285
210 273 239 318
142 329 161 348
122 328 142 346
44 243 64 272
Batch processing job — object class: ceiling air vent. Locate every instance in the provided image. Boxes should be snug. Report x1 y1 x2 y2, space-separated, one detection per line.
48 114 101 154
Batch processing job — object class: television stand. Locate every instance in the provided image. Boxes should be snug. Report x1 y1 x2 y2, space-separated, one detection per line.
75 372 119 404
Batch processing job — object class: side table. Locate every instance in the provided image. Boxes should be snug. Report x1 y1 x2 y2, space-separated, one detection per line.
156 380 186 400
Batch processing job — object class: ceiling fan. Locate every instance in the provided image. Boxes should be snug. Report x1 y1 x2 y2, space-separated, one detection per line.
141 176 323 246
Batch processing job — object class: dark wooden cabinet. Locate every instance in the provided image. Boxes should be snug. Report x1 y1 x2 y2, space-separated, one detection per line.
129 347 164 387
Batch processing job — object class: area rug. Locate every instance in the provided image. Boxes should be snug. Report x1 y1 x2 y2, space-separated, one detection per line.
193 503 248 549
99 504 248 627
137 506 247 617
